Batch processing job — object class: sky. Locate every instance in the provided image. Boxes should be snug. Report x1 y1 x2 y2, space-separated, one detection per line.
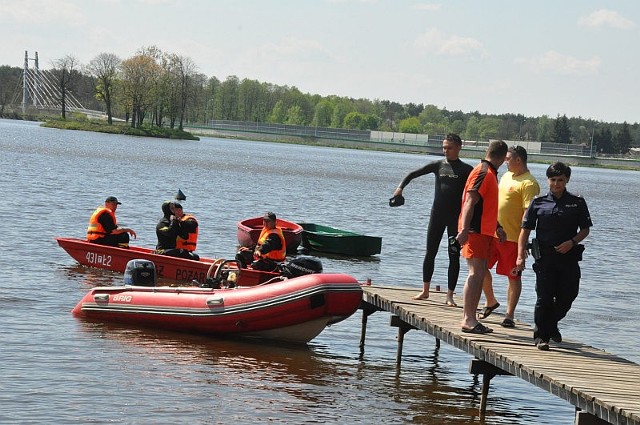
1 0 638 123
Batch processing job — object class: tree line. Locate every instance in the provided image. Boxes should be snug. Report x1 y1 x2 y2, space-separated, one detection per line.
0 46 636 155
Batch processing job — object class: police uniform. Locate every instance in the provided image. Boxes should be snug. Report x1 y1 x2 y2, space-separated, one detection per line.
522 190 593 342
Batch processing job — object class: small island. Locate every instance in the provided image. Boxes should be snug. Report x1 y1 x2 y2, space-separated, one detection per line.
42 118 199 140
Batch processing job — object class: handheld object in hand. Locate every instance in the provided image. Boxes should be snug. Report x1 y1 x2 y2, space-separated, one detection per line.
389 194 405 207
448 235 461 255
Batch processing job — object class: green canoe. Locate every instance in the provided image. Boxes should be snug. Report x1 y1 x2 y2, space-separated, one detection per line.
298 223 382 256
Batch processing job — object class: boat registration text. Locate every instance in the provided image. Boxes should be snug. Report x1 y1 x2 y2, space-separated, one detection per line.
86 252 112 267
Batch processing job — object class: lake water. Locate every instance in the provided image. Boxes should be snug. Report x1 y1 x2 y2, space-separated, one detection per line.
1 118 638 424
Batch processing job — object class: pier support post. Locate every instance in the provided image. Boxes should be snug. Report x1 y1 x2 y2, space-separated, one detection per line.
359 301 380 354
575 410 610 425
469 359 511 419
390 315 417 367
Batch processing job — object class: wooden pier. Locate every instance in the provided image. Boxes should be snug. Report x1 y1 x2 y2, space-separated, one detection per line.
359 285 640 425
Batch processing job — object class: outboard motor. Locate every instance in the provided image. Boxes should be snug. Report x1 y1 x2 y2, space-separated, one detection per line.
281 256 323 278
124 259 157 286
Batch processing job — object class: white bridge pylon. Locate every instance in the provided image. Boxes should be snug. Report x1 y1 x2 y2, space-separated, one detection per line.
21 50 88 114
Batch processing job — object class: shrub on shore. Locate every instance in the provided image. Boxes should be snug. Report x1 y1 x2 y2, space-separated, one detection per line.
42 118 199 140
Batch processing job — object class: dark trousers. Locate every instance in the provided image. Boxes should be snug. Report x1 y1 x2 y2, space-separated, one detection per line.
92 233 130 248
423 214 460 291
161 248 200 261
532 254 581 341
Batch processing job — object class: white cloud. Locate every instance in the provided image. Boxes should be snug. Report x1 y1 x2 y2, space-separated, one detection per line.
255 37 334 63
413 3 442 11
0 0 85 25
414 29 484 56
579 9 635 29
515 51 601 76
326 0 376 3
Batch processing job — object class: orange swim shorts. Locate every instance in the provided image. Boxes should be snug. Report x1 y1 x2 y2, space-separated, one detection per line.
461 233 496 260
488 240 520 277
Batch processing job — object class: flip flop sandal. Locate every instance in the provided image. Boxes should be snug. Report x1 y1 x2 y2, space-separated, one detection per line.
500 318 515 328
461 323 494 334
478 302 500 319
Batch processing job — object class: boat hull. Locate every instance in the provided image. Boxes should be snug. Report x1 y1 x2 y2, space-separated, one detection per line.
56 237 279 286
299 223 382 256
237 217 303 254
72 273 363 344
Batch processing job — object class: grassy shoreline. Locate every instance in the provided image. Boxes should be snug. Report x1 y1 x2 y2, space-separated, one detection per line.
42 119 199 140
9 115 636 171
189 127 640 171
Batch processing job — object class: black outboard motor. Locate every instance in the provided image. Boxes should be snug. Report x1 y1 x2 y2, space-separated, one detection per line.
124 259 157 286
281 256 323 278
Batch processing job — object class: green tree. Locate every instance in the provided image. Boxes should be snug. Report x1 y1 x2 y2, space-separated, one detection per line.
268 100 286 123
363 113 380 130
86 53 121 124
535 115 552 143
553 114 572 144
398 116 422 134
119 53 161 127
405 102 424 117
418 104 443 126
0 65 21 115
238 78 268 122
312 100 333 127
449 119 465 135
464 116 481 140
594 127 613 154
51 54 80 120
218 75 240 120
331 99 355 127
613 122 633 154
478 117 502 139
377 100 405 130
205 76 221 123
343 111 365 129
285 105 305 125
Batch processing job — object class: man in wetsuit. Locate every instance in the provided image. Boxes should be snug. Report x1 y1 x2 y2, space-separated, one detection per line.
392 133 473 306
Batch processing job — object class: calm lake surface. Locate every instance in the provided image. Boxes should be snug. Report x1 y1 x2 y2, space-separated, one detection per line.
1 118 638 424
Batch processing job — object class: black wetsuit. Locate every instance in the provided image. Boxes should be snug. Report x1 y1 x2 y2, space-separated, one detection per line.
399 158 473 290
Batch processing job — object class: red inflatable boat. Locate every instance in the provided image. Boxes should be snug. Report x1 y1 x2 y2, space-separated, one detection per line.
72 273 363 344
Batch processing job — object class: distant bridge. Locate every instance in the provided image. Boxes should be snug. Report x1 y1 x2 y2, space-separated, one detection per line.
17 51 105 118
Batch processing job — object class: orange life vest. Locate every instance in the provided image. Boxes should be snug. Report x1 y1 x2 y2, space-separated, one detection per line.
256 227 286 261
175 214 198 251
86 207 116 241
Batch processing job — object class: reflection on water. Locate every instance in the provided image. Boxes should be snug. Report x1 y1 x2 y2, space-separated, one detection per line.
2 119 637 423
59 264 121 287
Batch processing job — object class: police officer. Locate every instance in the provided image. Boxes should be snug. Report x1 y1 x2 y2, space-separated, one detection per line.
516 162 592 351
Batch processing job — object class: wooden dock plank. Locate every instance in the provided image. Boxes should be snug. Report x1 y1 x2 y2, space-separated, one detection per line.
361 285 640 425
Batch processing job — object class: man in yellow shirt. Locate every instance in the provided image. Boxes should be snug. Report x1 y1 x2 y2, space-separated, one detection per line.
478 146 540 327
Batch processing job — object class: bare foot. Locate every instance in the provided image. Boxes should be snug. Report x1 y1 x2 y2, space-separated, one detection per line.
412 291 430 300
446 295 457 307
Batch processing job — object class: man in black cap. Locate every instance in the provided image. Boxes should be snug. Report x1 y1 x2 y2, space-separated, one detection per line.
87 196 137 248
253 212 286 271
